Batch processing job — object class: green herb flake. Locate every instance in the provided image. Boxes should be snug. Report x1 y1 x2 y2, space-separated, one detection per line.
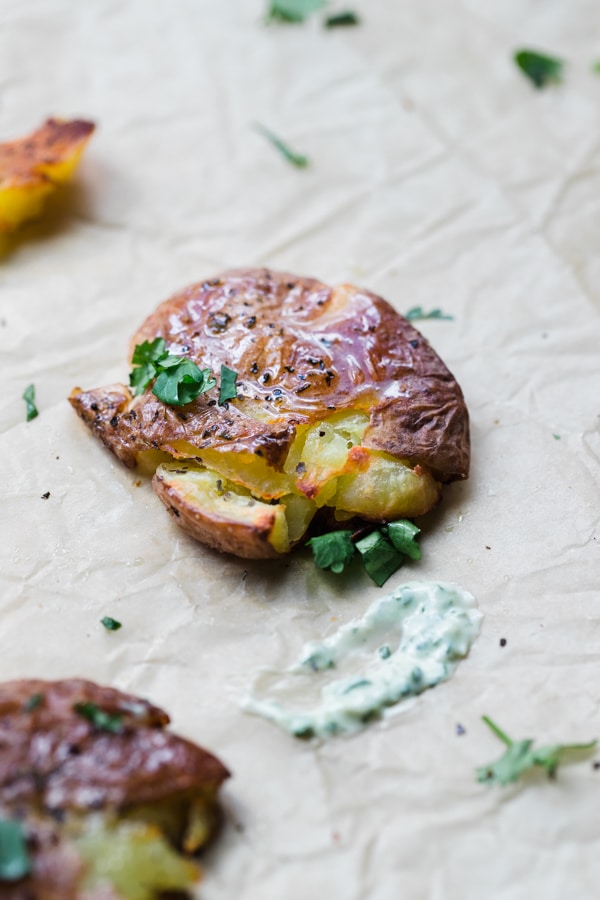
129 339 216 407
592 60 600 74
324 10 360 28
405 307 454 322
254 123 310 169
0 818 31 882
266 0 325 23
476 715 596 786
219 365 238 405
308 530 355 574
22 384 38 422
101 616 122 632
514 49 564 89
23 692 44 712
73 701 124 734
386 520 421 561
355 530 404 587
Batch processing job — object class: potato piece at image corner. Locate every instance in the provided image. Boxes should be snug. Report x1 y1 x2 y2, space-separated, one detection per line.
0 117 95 231
153 463 316 559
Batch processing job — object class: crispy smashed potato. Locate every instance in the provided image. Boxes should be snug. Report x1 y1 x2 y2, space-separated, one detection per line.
0 678 229 899
70 269 470 559
0 117 95 231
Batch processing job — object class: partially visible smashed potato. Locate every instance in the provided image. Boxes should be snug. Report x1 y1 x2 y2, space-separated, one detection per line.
70 269 470 559
0 117 95 231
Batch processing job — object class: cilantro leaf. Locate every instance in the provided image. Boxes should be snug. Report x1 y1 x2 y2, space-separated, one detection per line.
355 530 404 587
405 306 453 322
22 384 38 422
219 364 238 405
308 530 355 574
266 0 326 23
101 616 122 631
129 340 217 406
254 123 310 168
514 49 564 89
593 60 600 74
324 11 360 28
476 716 596 785
0 818 31 882
73 701 124 734
386 520 421 560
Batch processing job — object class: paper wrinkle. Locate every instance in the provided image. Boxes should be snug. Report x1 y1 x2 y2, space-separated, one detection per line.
1 1 600 898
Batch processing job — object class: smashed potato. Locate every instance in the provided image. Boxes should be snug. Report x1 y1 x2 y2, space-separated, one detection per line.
0 678 229 899
0 117 95 231
70 269 470 559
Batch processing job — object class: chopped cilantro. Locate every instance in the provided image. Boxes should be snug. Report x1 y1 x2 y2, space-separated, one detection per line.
266 0 325 23
308 530 355 574
355 530 404 587
254 123 310 169
593 60 600 74
0 818 31 882
324 10 359 27
73 701 124 734
386 520 421 560
219 364 238 405
129 339 216 407
308 518 422 585
405 307 453 322
476 715 596 785
101 616 122 631
22 384 38 422
514 49 564 89
23 692 44 712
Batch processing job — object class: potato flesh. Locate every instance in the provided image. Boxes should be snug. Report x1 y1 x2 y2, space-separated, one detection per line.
153 411 441 555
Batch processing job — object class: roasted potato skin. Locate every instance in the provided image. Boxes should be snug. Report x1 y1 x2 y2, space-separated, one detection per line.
70 268 469 481
0 117 95 231
0 678 229 899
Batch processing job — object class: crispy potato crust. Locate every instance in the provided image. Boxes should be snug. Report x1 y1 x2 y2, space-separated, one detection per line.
69 269 469 557
0 678 229 899
0 117 95 231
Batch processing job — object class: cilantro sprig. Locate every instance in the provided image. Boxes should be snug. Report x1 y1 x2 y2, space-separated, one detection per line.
101 616 122 631
514 49 564 89
254 123 310 169
476 716 596 785
129 338 216 407
266 0 326 23
324 11 359 28
308 519 421 586
73 701 124 734
0 818 31 882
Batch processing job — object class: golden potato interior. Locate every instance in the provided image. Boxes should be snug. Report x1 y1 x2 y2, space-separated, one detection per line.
151 410 441 558
0 117 95 231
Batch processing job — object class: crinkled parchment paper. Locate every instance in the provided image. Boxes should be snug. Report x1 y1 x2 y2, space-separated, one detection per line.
1 1 600 897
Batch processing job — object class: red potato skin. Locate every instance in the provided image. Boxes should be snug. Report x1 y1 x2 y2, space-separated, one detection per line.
0 118 95 189
0 678 229 900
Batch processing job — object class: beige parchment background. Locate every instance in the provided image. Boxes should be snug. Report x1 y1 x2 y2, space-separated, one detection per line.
1 1 600 897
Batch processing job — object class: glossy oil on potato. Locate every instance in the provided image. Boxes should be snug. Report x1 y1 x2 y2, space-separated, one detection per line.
70 269 470 558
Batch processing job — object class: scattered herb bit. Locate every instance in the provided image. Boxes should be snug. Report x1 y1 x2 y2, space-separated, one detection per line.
476 715 596 786
101 616 122 632
513 49 564 89
552 433 561 440
22 384 38 422
355 530 404 587
308 519 422 585
592 60 600 74
324 10 359 27
266 0 325 23
73 701 124 734
23 692 44 712
129 338 216 407
219 364 238 405
308 530 355 574
0 818 31 882
254 123 310 169
386 520 421 560
405 307 454 322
